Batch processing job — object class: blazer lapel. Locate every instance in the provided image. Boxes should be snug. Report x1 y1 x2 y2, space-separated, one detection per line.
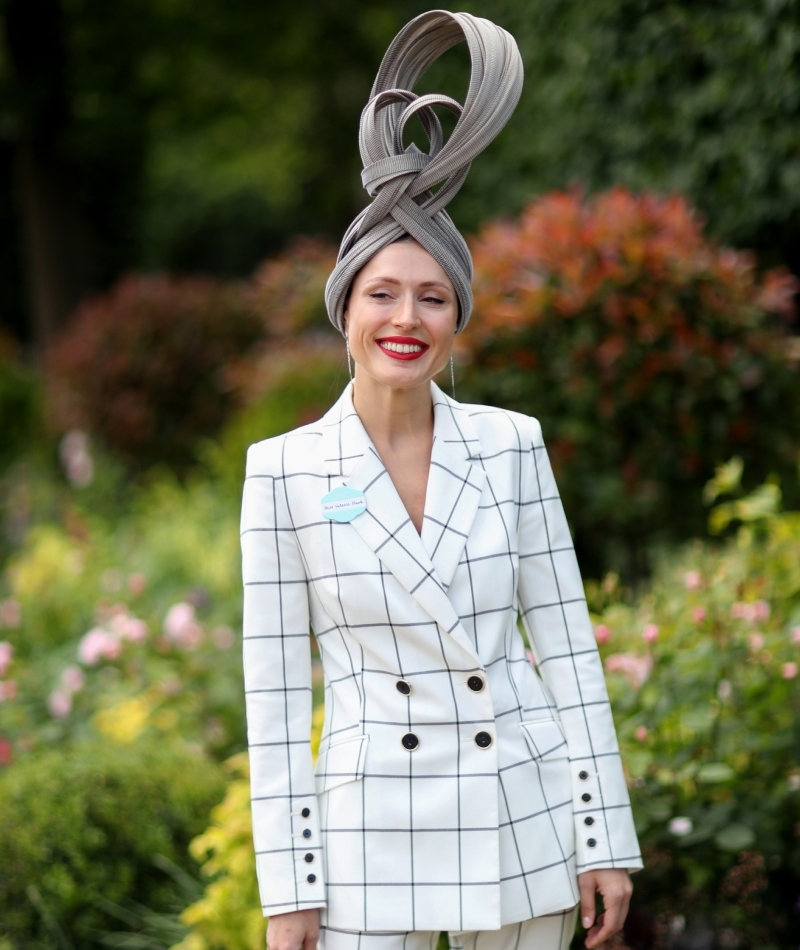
320 383 483 667
421 385 486 591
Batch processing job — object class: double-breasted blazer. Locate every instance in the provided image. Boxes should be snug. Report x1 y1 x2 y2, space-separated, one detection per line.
240 381 642 933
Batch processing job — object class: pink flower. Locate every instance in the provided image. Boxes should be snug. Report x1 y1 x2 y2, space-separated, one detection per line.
752 600 771 622
792 627 800 645
109 611 147 643
0 641 12 677
0 735 12 766
78 627 121 665
604 652 653 689
692 607 707 623
47 689 72 719
60 665 85 694
717 680 732 700
634 725 648 741
0 680 17 702
643 623 659 643
731 600 771 623
782 662 798 680
212 626 234 650
748 633 765 651
123 617 148 643
594 624 610 644
127 572 147 594
683 571 702 591
59 430 94 487
163 602 202 650
0 599 21 629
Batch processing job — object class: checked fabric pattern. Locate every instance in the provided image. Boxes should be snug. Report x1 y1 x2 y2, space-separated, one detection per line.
240 382 643 933
325 10 524 334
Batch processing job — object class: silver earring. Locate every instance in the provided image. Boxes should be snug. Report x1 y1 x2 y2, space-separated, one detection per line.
450 354 456 398
346 334 353 381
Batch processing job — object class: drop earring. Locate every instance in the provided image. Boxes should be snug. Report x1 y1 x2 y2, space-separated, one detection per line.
346 334 353 382
450 354 456 399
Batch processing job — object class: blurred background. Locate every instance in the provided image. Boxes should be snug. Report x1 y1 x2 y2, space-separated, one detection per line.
1 1 799 947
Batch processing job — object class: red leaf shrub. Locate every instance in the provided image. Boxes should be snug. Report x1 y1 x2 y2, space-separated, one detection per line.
459 189 800 576
46 275 263 469
248 237 337 339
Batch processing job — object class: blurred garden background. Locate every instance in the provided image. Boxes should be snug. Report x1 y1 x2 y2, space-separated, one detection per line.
1 0 800 947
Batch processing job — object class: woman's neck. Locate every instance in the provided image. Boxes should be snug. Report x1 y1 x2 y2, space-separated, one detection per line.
351 372 434 452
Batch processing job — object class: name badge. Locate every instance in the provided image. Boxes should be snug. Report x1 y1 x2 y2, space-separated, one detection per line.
321 486 367 523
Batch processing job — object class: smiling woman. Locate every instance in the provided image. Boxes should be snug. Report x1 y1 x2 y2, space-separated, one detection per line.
240 11 642 950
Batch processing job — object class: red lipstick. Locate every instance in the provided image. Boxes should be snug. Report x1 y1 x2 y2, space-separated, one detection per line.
376 336 429 361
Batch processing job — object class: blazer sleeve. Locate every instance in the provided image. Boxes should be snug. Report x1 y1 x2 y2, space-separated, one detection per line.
515 416 644 875
240 441 326 915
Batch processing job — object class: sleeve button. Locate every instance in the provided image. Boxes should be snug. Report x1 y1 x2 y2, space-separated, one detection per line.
587 838 597 848
584 816 594 826
301 807 311 817
396 680 411 695
302 828 312 838
578 770 589 780
307 873 317 883
581 792 592 802
304 853 314 863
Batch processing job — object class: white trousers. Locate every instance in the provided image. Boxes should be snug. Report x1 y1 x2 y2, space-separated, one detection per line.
319 907 578 950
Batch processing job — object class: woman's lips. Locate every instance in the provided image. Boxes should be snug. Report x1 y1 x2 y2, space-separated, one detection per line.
376 336 429 361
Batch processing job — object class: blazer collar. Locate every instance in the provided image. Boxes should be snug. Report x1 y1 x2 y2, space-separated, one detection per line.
319 381 486 668
320 381 482 476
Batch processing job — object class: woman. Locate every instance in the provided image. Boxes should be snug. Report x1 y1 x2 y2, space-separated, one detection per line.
240 12 642 950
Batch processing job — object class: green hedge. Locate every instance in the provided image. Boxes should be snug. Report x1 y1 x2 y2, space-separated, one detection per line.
0 740 225 948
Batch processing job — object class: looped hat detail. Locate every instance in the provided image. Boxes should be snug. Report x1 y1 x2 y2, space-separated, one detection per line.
325 10 523 335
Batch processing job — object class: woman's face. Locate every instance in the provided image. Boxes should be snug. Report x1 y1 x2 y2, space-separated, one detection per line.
343 239 458 392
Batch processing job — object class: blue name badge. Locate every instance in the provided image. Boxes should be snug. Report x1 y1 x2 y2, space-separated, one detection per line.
320 486 367 523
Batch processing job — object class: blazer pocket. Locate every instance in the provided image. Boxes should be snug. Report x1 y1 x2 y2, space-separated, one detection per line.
315 734 369 795
520 718 568 762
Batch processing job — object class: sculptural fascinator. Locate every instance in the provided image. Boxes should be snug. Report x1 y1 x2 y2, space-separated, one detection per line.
324 10 524 335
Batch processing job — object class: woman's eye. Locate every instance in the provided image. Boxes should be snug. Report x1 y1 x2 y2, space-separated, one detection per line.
423 296 445 305
369 292 391 300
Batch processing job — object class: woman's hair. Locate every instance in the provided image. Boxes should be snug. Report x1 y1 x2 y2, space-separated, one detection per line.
325 11 523 337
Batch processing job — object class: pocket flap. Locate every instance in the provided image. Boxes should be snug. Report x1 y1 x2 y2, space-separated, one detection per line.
520 718 568 761
315 734 368 794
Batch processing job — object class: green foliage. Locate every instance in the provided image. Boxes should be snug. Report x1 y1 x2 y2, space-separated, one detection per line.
0 333 41 477
450 0 800 274
460 189 800 577
0 739 225 948
592 478 800 943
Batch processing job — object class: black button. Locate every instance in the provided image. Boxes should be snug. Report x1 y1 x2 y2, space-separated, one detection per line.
467 676 485 692
587 838 597 848
578 770 589 780
402 733 419 750
581 793 592 802
301 807 311 817
304 853 314 863
307 873 317 883
474 731 493 748
302 828 311 838
396 681 411 695
584 817 594 826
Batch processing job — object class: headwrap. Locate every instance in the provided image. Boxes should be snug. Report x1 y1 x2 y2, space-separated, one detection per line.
324 10 523 335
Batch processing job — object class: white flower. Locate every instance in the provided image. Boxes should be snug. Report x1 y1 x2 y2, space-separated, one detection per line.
668 816 693 836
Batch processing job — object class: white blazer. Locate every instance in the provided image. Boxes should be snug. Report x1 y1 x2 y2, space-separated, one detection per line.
240 381 642 933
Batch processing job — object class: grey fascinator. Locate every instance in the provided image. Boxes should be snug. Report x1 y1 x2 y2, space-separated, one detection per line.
324 10 524 335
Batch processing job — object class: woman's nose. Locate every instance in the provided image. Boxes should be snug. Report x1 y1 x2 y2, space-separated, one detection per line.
392 292 419 328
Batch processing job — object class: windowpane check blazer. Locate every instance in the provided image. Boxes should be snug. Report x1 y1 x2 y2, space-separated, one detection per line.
240 381 643 933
